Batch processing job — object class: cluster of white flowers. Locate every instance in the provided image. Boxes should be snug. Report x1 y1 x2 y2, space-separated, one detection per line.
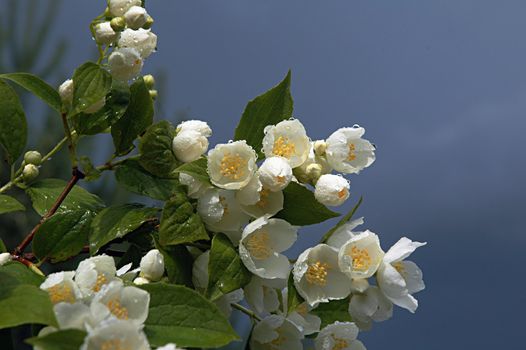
37 254 180 350
171 117 425 349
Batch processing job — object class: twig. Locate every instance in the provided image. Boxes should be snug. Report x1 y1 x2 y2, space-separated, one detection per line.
61 112 77 166
232 303 262 322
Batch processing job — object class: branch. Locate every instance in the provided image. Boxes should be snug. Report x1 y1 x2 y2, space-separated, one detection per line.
232 303 262 322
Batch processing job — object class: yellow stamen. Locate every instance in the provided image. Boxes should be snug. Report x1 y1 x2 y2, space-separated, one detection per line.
332 335 349 350
245 231 272 260
306 261 330 286
219 196 229 215
349 245 372 271
93 273 108 292
348 143 356 161
337 188 348 199
296 303 308 316
107 299 129 320
272 136 296 158
270 331 287 346
101 339 131 350
393 262 405 274
47 283 75 304
256 189 270 208
220 152 246 180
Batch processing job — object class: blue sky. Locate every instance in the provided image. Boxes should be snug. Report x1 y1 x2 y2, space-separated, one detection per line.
21 0 526 348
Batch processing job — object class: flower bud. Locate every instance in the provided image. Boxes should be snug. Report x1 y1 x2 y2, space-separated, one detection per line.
172 130 208 163
133 276 150 285
176 120 212 138
306 163 322 183
22 164 39 182
139 249 165 281
149 89 158 100
142 15 154 29
104 7 112 19
94 22 119 45
0 253 12 266
314 174 350 206
258 156 293 191
143 74 155 89
108 0 142 17
58 79 73 106
313 140 327 156
108 48 143 81
110 16 126 32
24 151 42 166
124 6 148 30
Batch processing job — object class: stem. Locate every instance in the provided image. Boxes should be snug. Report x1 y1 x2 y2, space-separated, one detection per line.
11 255 45 276
13 167 85 256
320 196 363 244
61 112 77 167
232 303 262 322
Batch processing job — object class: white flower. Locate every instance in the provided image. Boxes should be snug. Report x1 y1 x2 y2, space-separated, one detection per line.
157 344 185 350
314 174 350 207
251 315 304 350
314 322 366 350
91 280 150 325
287 302 321 335
176 120 212 137
293 244 351 307
80 319 149 350
58 79 73 106
179 173 211 199
53 302 92 330
40 271 82 304
133 277 150 285
74 255 117 297
108 0 142 17
215 288 244 317
258 157 293 191
262 119 310 168
94 22 119 45
240 187 284 218
139 249 164 282
338 230 384 280
244 276 286 315
239 216 296 280
118 28 157 58
197 188 249 243
325 126 375 174
349 286 393 329
108 48 143 81
0 252 12 266
172 131 208 163
377 237 426 313
207 141 257 190
123 6 148 30
236 174 263 206
326 217 364 249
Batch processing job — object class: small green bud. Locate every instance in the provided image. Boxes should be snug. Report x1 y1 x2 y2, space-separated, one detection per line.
22 164 39 182
24 151 42 166
104 6 112 19
306 163 323 184
313 140 327 156
149 90 158 100
110 17 126 32
143 74 155 89
142 15 154 29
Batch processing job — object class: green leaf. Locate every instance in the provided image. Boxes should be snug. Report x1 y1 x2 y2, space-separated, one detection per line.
111 77 154 155
234 71 293 157
89 204 158 254
287 272 304 314
158 192 209 246
26 329 87 350
71 62 112 115
78 156 101 182
0 262 44 286
74 82 130 135
141 283 239 348
206 233 251 301
0 264 57 329
175 157 210 184
26 179 105 216
0 239 6 253
115 159 184 201
138 120 179 178
321 196 363 243
0 194 25 215
0 80 27 163
275 182 339 225
0 73 61 112
33 210 93 263
311 298 352 328
154 240 193 287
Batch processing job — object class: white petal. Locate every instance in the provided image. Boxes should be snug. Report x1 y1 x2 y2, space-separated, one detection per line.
384 237 426 263
326 217 365 249
401 260 425 294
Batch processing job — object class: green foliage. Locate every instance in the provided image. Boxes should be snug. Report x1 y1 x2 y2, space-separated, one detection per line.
0 73 61 112
115 159 184 201
158 192 209 246
33 210 93 263
71 62 112 115
0 262 44 286
0 263 57 329
141 283 239 348
25 179 105 216
0 194 25 215
155 240 194 287
234 71 293 158
276 182 340 225
138 120 179 178
89 204 158 254
287 272 304 314
0 239 6 253
175 157 210 184
206 233 251 301
0 80 27 164
311 297 353 328
26 329 87 350
111 77 154 155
